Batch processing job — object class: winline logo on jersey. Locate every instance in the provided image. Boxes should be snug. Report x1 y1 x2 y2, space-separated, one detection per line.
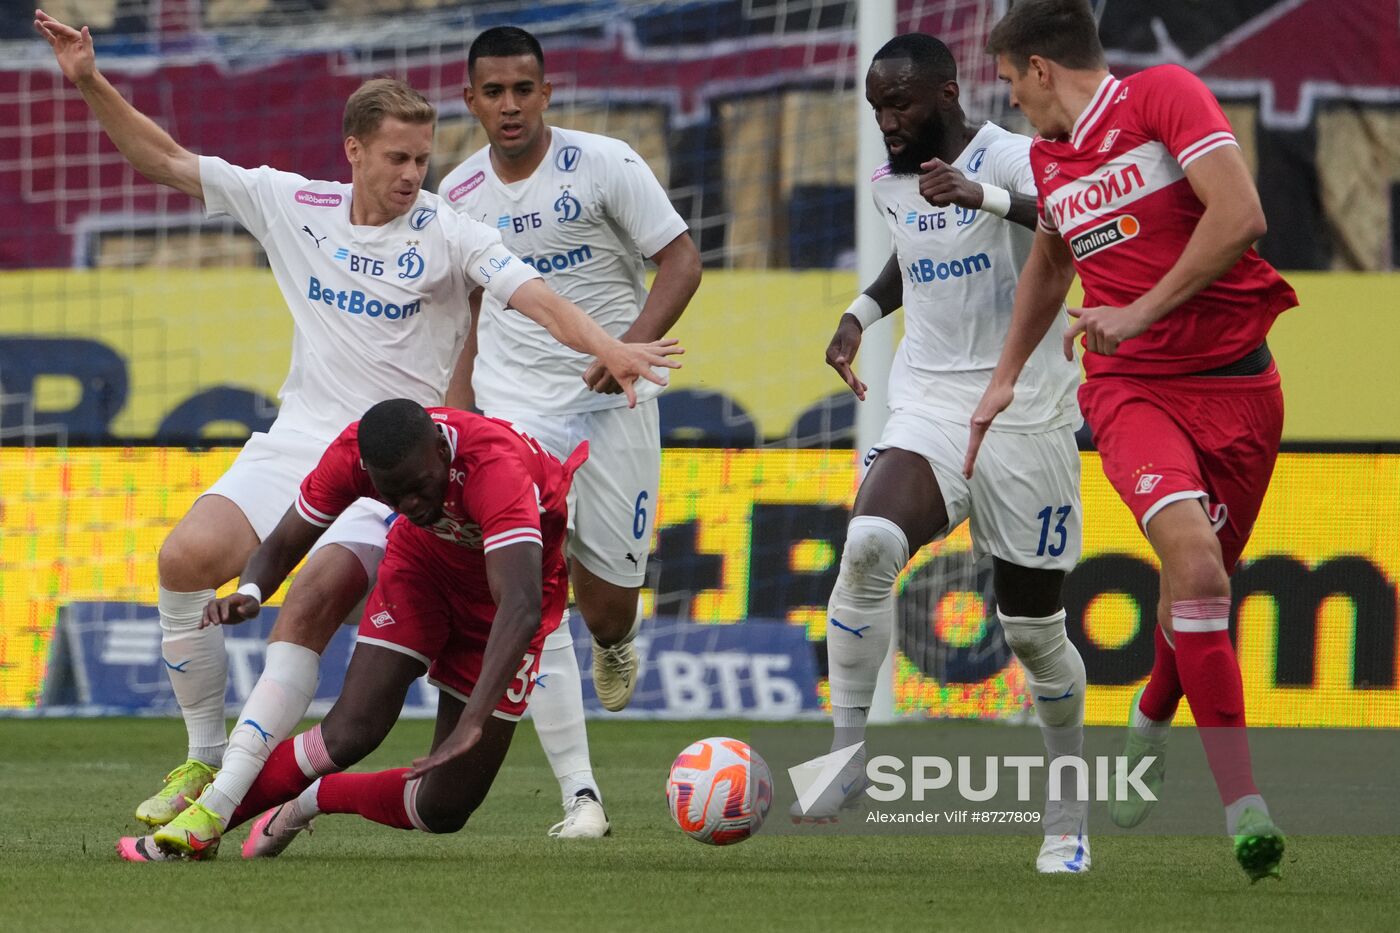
1069 215 1141 259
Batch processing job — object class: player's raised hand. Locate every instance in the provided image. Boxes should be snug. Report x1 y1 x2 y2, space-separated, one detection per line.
201 593 261 628
407 719 482 778
34 10 97 86
918 158 982 210
590 337 683 408
1064 304 1150 359
825 314 867 401
963 381 1014 478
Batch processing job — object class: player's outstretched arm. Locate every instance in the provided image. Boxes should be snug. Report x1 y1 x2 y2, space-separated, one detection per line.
505 278 684 408
201 507 326 627
34 9 202 200
408 541 544 777
825 253 902 401
583 232 702 395
964 229 1076 478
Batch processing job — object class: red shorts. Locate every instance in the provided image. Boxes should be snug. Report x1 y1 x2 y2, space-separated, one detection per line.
356 521 569 720
1079 367 1283 572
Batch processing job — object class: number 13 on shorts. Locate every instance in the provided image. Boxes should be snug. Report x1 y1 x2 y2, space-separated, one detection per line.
1035 504 1073 558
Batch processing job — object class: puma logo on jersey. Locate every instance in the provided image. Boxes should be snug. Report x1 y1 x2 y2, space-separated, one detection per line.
301 225 327 248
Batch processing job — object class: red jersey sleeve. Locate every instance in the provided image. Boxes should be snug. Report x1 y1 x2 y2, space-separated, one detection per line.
460 450 544 554
295 425 376 528
1136 65 1239 170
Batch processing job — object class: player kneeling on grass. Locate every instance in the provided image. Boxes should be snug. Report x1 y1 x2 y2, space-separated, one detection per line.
799 34 1089 875
119 400 582 861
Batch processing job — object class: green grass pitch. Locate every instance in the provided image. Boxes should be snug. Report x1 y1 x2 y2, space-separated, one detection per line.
2 718 1397 932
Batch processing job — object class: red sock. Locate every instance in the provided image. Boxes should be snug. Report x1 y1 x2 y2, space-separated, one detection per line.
1139 624 1184 722
1172 598 1258 804
226 724 341 830
227 739 313 830
316 769 421 831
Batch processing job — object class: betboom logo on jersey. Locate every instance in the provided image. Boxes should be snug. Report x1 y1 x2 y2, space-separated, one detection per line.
306 277 421 320
1070 215 1140 259
295 190 343 208
523 244 594 274
905 252 990 284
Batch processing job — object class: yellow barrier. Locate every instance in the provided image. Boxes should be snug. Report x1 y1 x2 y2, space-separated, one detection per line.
2 269 1396 441
3 448 1396 726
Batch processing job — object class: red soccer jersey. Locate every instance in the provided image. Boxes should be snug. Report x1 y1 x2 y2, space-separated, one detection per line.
1031 65 1298 377
294 407 578 564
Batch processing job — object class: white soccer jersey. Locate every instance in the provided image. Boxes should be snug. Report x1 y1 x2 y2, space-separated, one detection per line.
200 156 538 441
872 123 1079 431
438 127 689 416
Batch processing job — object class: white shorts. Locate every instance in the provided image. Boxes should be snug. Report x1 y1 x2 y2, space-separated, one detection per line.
200 427 394 577
871 408 1082 571
496 399 660 588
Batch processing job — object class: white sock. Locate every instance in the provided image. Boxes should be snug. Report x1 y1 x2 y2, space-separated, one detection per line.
294 779 323 823
999 609 1086 733
202 641 321 826
532 623 601 805
1225 793 1269 836
1000 608 1088 832
159 586 226 766
826 516 906 742
1131 701 1172 743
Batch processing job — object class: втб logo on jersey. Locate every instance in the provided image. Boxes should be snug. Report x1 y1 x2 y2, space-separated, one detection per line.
906 252 990 284
306 277 421 320
1069 215 1140 259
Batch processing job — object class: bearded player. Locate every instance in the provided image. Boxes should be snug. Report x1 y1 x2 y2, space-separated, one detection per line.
969 0 1292 882
35 9 679 840
119 400 583 860
802 34 1088 874
438 26 701 837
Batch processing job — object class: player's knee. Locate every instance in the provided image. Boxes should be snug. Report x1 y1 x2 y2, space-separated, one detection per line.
415 789 477 834
836 517 908 601
421 806 472 835
1170 551 1231 601
157 530 205 590
999 612 1066 667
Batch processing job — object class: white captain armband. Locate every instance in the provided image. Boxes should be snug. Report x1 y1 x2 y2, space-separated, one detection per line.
979 183 1012 218
843 293 884 331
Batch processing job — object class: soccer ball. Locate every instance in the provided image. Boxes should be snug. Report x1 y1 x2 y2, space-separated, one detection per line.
666 736 773 846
